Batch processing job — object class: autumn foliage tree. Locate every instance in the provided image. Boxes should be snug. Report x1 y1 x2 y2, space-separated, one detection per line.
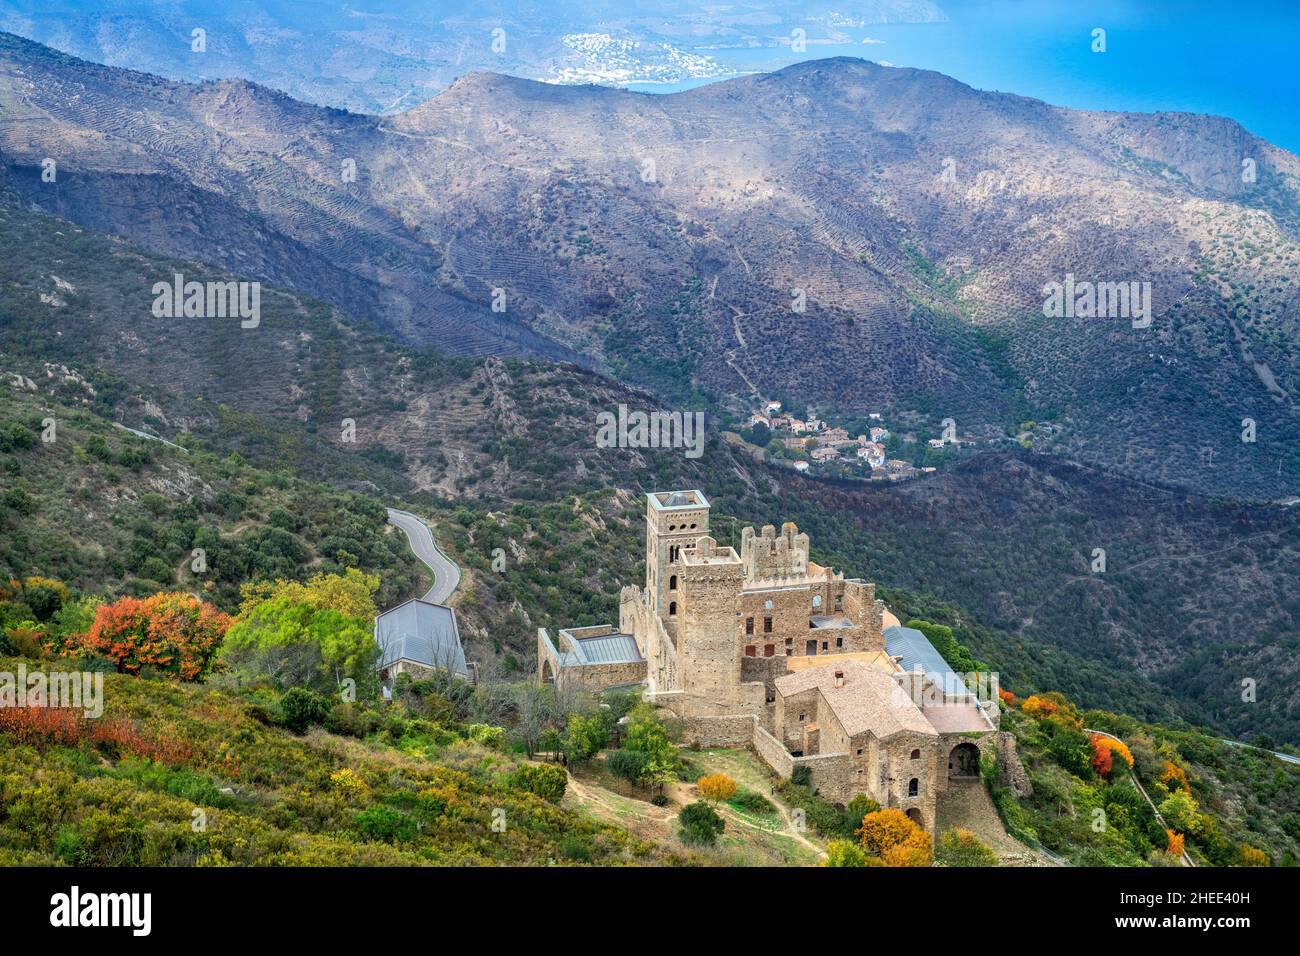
1090 735 1134 779
1165 829 1185 857
857 808 933 867
697 773 737 804
72 592 230 680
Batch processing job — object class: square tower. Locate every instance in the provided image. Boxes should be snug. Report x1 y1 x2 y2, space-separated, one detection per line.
645 490 711 618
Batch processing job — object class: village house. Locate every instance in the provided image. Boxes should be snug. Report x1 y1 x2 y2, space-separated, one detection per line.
810 445 841 462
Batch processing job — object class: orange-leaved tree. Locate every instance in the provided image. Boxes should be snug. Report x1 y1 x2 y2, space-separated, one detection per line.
73 592 230 680
697 773 737 804
1165 829 1185 857
858 808 933 867
1090 735 1134 779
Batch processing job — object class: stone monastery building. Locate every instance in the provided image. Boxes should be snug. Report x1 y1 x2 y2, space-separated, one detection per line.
539 489 1001 831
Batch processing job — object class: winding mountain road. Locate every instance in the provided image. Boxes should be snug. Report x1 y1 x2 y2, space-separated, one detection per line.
387 508 461 605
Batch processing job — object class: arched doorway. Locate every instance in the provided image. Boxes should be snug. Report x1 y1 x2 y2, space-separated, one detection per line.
948 742 980 779
905 808 924 828
541 659 555 684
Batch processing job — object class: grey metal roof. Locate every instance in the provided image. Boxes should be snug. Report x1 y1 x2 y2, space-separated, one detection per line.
375 599 468 675
885 625 973 699
570 632 642 666
810 615 854 629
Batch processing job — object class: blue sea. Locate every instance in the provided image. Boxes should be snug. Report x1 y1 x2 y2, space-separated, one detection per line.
626 0 1300 154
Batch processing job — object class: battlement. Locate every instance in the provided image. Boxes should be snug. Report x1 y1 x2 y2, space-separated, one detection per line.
741 521 810 580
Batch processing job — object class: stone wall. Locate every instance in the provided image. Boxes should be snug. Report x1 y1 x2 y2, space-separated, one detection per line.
996 730 1033 797
796 752 853 805
679 714 757 749
753 723 794 778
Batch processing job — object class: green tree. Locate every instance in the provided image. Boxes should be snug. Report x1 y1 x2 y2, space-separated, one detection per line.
564 712 609 763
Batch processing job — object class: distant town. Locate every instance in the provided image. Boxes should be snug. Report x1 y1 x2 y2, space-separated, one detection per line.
738 399 1005 483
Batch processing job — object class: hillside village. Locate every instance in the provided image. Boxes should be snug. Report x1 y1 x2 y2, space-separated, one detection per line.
743 399 936 481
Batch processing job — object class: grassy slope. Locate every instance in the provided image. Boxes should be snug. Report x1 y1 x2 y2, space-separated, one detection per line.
0 659 664 866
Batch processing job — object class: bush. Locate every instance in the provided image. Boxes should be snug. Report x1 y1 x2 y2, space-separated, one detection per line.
730 788 776 814
937 828 999 867
791 765 812 787
510 762 568 803
678 801 725 846
466 723 505 750
825 839 871 867
279 687 331 734
607 749 651 783
354 805 417 844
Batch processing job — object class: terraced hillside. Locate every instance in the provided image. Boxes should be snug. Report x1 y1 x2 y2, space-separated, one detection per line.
2 33 1300 499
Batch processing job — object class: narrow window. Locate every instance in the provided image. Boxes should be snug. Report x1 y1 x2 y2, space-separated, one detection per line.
764 616 773 633
669 601 677 616
745 617 754 635
835 637 844 648
908 778 919 797
669 574 677 590
821 641 828 651
799 713 806 722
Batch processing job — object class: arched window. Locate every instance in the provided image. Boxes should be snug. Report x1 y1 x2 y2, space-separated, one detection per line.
908 778 919 797
910 749 921 760
669 601 677 616
812 595 822 608
669 574 677 590
764 599 773 610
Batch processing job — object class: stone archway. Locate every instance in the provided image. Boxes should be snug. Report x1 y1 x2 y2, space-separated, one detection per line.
905 808 924 828
948 742 980 779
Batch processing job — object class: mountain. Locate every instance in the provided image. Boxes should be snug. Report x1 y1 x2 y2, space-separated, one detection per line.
0 0 945 112
2 32 1299 502
4 192 1300 740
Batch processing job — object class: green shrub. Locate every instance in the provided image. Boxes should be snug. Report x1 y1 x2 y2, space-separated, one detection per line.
279 687 331 734
678 801 725 846
607 749 651 783
510 762 568 803
937 829 999 867
354 805 417 844
730 788 776 814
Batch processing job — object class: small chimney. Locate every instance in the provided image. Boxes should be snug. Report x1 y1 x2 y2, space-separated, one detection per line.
833 669 845 688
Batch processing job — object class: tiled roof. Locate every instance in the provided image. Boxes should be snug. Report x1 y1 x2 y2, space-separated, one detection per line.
775 660 934 740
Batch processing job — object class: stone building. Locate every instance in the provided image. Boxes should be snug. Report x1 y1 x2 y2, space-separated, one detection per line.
376 598 474 685
537 488 999 829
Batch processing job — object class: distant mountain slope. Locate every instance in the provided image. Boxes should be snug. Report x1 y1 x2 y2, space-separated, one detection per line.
2 33 1299 499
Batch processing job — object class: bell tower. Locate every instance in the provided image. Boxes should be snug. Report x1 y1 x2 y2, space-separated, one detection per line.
644 490 711 620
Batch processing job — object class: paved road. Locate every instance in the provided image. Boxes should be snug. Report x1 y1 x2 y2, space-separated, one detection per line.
1220 738 1300 766
387 508 461 605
